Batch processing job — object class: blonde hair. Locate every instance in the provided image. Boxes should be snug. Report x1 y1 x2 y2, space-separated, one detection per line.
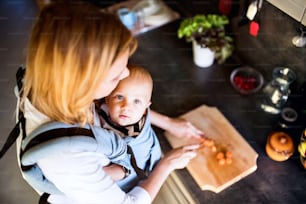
127 65 153 96
22 2 137 124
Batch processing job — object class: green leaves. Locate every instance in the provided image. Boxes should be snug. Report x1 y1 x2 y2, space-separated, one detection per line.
206 14 229 27
178 14 229 39
177 14 234 64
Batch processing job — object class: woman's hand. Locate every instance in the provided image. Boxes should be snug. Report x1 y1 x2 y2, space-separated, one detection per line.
139 144 199 199
160 144 200 171
150 110 204 140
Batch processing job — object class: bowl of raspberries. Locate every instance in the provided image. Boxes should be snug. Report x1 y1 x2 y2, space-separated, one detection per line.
230 66 264 95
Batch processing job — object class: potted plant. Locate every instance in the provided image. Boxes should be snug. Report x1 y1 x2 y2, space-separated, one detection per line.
177 14 234 67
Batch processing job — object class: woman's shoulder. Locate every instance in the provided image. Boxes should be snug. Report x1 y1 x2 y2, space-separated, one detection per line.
23 97 51 133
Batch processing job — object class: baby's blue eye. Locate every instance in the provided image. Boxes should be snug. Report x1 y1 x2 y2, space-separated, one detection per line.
134 99 141 105
116 95 124 100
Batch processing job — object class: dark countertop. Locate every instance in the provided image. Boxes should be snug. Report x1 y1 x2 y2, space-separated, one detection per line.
129 18 306 204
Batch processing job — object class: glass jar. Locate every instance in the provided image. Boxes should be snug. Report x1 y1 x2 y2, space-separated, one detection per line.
260 67 296 114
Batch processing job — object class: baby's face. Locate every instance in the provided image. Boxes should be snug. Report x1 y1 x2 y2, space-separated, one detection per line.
105 77 152 126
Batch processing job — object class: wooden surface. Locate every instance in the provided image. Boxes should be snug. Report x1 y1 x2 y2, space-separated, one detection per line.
153 171 196 204
165 105 258 193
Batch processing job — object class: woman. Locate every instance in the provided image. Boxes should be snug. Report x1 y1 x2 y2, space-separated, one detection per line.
18 2 202 203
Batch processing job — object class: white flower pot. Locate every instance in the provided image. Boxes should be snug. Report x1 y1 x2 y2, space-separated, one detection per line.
192 41 215 68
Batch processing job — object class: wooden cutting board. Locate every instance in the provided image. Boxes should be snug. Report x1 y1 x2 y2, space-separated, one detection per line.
164 105 258 193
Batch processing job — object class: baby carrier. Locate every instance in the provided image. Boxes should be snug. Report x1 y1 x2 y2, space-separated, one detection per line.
0 66 147 203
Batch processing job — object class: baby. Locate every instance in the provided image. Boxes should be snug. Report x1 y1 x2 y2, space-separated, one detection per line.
98 65 161 191
102 65 153 137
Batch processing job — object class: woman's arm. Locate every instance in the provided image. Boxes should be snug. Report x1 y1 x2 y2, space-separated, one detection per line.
38 144 199 204
139 144 199 199
150 110 204 140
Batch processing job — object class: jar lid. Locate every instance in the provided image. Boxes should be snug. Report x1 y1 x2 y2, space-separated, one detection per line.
267 132 294 155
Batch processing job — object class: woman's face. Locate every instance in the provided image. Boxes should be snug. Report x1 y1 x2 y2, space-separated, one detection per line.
94 50 130 99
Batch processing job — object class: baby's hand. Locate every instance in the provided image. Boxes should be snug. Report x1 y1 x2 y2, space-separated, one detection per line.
103 163 126 181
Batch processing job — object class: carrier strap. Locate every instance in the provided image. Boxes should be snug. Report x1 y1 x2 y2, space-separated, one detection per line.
0 66 26 158
0 118 23 158
127 145 147 180
39 193 51 204
21 127 93 157
20 126 95 171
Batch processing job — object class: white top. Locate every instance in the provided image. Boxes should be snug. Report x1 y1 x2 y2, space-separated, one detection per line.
15 93 151 204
